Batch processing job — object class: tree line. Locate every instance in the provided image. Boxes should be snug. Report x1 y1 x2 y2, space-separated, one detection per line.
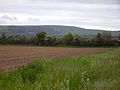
0 32 120 46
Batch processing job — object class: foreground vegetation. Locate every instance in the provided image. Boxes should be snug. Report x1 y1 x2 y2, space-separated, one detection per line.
0 49 120 90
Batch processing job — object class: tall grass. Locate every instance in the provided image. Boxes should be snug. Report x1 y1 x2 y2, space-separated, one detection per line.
0 49 120 90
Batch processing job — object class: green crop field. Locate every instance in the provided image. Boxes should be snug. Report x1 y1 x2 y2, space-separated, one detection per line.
0 49 120 90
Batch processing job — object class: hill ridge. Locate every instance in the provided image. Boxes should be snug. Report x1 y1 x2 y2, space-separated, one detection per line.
0 25 119 38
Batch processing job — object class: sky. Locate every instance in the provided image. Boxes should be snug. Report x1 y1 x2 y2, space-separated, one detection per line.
0 0 120 31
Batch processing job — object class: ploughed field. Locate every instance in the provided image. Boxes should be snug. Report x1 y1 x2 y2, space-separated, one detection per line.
0 46 111 73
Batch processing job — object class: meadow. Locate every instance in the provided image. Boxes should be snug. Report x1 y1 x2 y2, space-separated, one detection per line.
0 48 120 90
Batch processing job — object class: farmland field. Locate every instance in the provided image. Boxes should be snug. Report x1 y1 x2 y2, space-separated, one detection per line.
0 48 120 90
0 46 112 73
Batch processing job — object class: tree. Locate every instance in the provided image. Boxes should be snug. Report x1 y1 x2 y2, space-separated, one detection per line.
36 32 46 45
63 32 74 45
101 32 112 46
118 34 120 40
101 32 112 41
7 35 14 44
55 38 64 45
46 36 56 45
1 33 7 40
96 33 102 41
73 36 80 46
95 33 102 46
0 33 7 44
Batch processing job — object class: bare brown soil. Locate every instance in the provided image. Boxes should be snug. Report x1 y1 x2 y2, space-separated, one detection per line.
0 46 112 73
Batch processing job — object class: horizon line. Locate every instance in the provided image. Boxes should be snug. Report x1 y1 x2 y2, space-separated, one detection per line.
0 24 119 31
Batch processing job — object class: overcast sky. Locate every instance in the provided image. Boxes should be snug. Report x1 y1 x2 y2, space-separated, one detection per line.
0 0 120 31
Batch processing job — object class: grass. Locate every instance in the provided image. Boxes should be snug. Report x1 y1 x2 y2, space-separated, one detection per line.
0 49 120 90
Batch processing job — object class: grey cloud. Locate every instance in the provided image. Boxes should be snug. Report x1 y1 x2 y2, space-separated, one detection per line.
26 18 42 24
1 15 17 21
0 19 7 24
27 18 40 21
0 0 120 30
28 0 120 4
0 15 18 24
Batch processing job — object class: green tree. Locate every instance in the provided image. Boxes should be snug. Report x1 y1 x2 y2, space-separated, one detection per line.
101 32 112 41
118 34 120 40
63 32 74 45
55 38 64 45
36 32 46 45
95 33 102 46
46 36 56 45
101 32 112 46
0 33 7 44
73 36 80 46
1 33 7 40
96 33 102 41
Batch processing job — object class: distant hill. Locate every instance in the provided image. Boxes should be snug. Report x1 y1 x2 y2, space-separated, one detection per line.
0 25 119 38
